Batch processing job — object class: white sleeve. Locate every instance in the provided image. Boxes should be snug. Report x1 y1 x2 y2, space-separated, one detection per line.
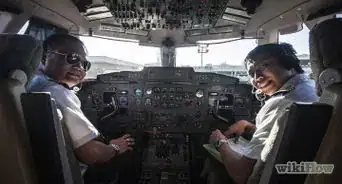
44 86 100 149
243 111 278 160
243 99 293 160
260 110 290 162
62 106 100 149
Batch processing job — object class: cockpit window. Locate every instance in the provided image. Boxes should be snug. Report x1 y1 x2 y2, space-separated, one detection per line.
81 36 257 82
279 24 311 76
80 36 158 79
82 25 311 82
176 39 257 83
18 20 29 34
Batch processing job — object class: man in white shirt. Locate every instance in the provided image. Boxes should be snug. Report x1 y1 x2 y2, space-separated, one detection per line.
207 43 319 184
27 34 134 175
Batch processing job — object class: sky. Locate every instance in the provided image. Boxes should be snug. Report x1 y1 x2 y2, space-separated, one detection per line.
80 25 310 67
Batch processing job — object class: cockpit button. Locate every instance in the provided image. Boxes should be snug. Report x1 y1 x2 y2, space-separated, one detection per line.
162 103 168 108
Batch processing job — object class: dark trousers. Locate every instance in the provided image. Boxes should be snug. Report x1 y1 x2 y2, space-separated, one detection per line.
83 151 139 184
201 153 236 184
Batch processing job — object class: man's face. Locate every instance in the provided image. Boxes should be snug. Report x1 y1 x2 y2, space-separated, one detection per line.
42 40 89 87
247 57 294 96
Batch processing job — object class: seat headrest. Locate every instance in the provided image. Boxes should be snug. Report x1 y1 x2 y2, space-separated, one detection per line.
309 18 342 92
0 34 42 83
310 18 342 69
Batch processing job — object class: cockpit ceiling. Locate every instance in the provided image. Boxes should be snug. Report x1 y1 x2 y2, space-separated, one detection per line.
74 0 254 44
72 0 341 45
2 0 341 45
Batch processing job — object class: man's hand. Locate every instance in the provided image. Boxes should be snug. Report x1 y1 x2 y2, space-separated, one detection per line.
223 120 254 137
110 134 135 154
209 129 226 145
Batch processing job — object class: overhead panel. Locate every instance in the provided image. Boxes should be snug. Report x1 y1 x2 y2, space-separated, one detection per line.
77 0 239 35
82 4 113 21
221 6 251 25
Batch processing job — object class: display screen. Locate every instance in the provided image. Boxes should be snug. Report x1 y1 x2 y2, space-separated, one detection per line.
147 68 191 81
219 94 234 106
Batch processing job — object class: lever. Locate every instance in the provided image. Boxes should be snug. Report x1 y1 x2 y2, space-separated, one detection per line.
100 96 119 121
111 96 119 113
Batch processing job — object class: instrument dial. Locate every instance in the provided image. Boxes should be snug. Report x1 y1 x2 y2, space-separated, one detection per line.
135 88 143 97
196 89 204 98
146 88 152 95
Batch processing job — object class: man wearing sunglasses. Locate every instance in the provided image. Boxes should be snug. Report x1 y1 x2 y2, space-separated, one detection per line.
205 43 319 184
27 34 134 177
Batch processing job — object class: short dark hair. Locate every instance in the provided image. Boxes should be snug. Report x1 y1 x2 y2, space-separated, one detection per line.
42 34 87 59
244 43 304 73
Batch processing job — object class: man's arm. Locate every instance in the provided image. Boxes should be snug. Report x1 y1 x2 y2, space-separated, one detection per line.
218 143 256 184
211 130 257 184
74 134 134 165
224 120 256 138
75 140 118 164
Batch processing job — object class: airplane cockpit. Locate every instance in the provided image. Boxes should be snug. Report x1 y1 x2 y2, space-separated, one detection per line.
1 0 342 184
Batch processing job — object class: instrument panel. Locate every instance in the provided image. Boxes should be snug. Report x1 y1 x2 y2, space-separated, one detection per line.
78 67 261 184
79 67 260 134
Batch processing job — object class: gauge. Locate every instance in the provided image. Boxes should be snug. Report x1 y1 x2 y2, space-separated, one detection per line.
135 89 143 97
175 70 183 77
109 87 117 91
146 88 152 95
196 89 204 98
145 98 152 106
155 95 161 100
154 87 160 93
213 77 220 83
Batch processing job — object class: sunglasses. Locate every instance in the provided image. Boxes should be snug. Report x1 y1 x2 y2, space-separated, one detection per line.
47 50 91 71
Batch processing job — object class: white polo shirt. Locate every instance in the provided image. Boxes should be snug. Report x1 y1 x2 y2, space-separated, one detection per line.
27 74 100 149
243 74 319 160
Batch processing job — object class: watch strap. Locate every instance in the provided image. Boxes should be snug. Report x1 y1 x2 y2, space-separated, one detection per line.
110 143 120 155
215 139 229 150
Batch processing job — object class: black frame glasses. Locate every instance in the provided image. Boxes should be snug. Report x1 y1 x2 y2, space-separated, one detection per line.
47 50 91 71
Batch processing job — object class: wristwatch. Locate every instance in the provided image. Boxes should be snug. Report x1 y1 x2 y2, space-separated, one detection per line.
110 143 120 155
215 139 229 150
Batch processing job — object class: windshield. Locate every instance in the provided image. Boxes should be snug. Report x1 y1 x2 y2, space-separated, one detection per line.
80 25 310 82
